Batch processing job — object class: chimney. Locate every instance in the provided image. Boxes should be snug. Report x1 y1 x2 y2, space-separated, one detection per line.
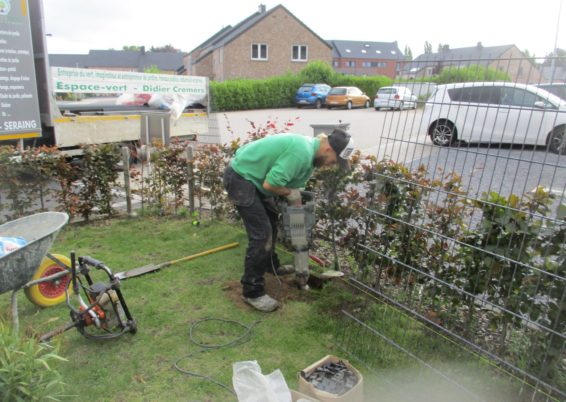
258 4 266 13
477 42 483 49
141 46 146 54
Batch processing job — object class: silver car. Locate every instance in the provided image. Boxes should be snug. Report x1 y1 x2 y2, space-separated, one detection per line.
374 86 417 111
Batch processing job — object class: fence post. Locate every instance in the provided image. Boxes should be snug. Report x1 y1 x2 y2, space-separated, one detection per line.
186 146 195 215
121 146 132 215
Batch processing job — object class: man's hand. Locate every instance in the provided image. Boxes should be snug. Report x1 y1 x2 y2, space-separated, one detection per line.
286 189 302 206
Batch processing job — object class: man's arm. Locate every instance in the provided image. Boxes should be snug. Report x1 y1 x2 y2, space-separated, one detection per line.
262 181 291 196
263 181 302 206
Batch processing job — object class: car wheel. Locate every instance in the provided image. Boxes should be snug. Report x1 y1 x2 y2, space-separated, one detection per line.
327 106 332 110
430 120 456 146
315 99 322 109
347 101 352 110
548 126 566 155
297 105 303 109
375 107 380 111
364 100 370 108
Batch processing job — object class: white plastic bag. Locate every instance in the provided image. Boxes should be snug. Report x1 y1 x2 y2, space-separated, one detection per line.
232 360 292 402
0 236 27 257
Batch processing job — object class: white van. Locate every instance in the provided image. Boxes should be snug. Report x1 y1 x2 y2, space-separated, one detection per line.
422 82 566 154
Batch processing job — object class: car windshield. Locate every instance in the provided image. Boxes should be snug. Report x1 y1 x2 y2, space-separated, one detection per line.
378 88 397 94
534 87 566 106
329 88 346 95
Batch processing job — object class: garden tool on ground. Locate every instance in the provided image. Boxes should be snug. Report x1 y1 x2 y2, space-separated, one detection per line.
279 191 316 290
39 253 137 342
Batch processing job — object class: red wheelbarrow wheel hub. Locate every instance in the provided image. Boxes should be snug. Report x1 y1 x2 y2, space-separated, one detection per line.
38 265 69 297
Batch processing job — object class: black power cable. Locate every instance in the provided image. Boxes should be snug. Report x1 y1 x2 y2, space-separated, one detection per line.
173 318 262 396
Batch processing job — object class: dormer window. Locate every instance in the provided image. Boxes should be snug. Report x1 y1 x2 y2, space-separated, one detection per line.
376 50 381 54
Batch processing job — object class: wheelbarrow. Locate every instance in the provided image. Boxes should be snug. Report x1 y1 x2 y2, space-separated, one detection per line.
0 212 71 332
0 211 137 341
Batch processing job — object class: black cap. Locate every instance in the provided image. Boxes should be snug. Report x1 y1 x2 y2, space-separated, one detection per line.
328 128 354 171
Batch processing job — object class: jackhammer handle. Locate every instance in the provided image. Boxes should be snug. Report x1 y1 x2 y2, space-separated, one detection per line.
300 190 315 201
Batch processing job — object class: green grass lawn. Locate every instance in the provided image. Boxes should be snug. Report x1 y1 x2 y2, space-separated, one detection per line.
1 216 340 401
1 216 537 401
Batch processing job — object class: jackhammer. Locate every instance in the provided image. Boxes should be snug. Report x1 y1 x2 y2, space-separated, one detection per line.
279 191 316 290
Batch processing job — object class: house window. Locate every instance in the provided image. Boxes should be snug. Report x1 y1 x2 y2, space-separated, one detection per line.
333 60 339 67
366 62 386 68
251 43 268 60
347 61 355 67
292 45 308 61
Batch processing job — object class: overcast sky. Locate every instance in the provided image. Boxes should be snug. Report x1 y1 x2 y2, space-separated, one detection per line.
43 0 564 60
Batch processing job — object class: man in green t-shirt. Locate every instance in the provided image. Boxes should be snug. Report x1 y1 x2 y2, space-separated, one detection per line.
223 129 354 312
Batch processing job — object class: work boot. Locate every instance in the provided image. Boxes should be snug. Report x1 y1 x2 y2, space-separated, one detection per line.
242 294 279 312
275 264 295 275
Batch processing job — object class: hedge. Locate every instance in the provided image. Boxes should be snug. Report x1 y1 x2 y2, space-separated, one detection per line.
209 61 392 111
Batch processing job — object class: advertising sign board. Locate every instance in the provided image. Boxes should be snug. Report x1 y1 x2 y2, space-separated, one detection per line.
0 0 42 139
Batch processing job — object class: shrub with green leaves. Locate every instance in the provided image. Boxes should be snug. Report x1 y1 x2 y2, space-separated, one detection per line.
209 60 393 111
0 321 67 401
434 64 511 83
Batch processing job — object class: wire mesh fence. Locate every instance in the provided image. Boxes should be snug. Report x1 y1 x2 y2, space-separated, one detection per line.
336 56 565 401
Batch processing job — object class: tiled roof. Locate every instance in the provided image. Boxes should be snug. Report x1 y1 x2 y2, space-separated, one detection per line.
329 40 405 60
49 49 186 71
402 44 516 72
191 4 331 63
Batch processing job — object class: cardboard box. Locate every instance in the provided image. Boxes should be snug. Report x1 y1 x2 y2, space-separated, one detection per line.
291 389 321 402
297 355 363 402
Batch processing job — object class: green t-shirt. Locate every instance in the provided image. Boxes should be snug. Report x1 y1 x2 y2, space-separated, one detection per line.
231 134 320 196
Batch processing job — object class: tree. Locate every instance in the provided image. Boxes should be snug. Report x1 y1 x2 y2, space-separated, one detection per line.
542 48 566 67
437 43 450 53
150 44 181 53
522 49 536 64
143 65 163 74
122 45 142 51
424 41 433 55
404 45 413 61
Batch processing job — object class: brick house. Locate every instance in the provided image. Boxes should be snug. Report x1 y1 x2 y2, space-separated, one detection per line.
185 4 332 81
399 43 542 84
329 40 405 79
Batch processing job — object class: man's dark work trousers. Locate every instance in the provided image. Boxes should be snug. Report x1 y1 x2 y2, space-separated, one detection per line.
223 165 281 298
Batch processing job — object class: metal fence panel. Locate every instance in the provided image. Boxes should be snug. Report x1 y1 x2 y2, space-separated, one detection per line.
340 56 565 401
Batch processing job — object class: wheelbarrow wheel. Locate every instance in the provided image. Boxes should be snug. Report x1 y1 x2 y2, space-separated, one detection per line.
25 254 71 307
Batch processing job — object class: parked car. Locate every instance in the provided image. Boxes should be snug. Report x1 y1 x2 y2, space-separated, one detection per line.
423 82 566 154
536 83 566 101
374 86 417 110
295 83 331 109
326 86 370 110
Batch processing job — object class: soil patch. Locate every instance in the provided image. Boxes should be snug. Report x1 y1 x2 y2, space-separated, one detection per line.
222 273 315 310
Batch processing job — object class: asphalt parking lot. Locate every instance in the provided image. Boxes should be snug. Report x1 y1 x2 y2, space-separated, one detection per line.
219 107 566 214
